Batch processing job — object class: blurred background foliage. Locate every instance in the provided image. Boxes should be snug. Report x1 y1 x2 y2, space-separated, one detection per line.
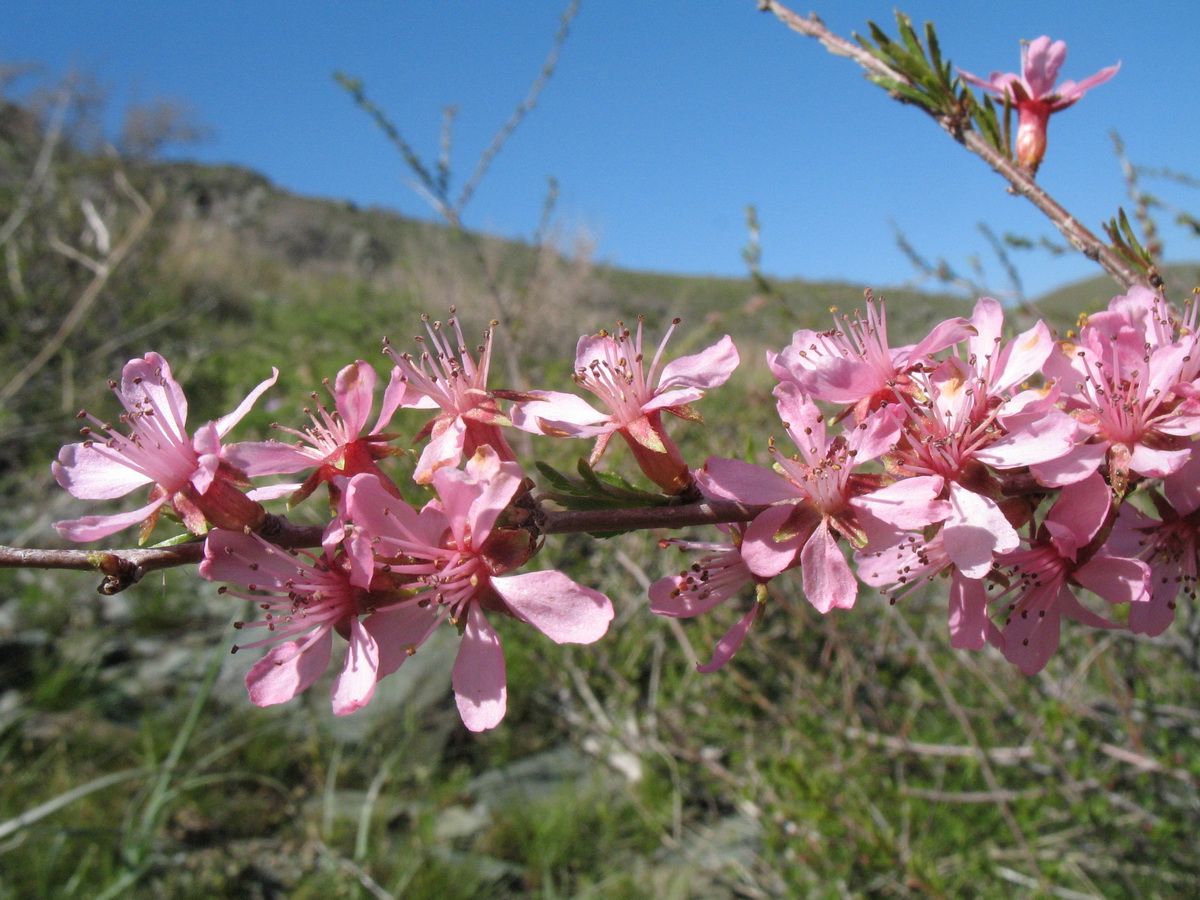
3 60 1200 900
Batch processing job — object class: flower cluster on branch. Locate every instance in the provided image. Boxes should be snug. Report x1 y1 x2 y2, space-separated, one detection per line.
27 285 1200 730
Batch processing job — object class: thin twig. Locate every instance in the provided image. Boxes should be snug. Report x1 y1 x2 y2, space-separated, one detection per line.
756 0 1147 291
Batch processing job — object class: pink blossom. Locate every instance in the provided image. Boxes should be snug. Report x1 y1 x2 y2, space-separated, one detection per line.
698 383 948 613
511 317 739 494
649 524 767 672
346 447 614 731
991 473 1149 675
959 36 1119 170
200 522 412 715
1108 446 1200 636
889 298 1074 577
767 295 971 421
226 360 407 506
1033 291 1200 493
52 352 277 542
385 314 516 484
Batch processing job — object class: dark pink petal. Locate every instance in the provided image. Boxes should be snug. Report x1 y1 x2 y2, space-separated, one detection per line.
1164 449 1200 514
948 574 991 650
1075 555 1150 607
696 603 759 673
903 315 974 365
742 504 812 578
657 335 740 390
246 630 333 707
452 605 507 732
372 365 409 433
801 519 857 613
492 569 614 644
334 361 378 438
368 603 443 679
52 442 153 500
1046 473 1109 552
330 618 380 716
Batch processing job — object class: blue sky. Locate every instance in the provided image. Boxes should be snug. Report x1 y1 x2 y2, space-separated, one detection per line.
4 1 1198 301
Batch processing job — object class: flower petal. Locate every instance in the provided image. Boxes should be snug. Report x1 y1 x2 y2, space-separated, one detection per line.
453 605 507 732
246 630 333 707
493 569 614 644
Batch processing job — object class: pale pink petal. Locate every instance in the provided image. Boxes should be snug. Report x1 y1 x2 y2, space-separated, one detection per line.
492 569 614 644
942 485 1020 579
345 472 431 547
801 519 857 613
52 442 153 500
657 335 740 390
413 415 466 484
53 494 169 542
509 391 609 435
330 618 380 715
845 404 904 462
1029 440 1107 487
453 605 507 732
697 456 800 505
696 603 759 673
639 387 705 416
215 369 279 438
245 482 302 501
246 630 333 707
224 440 319 476
1129 590 1176 637
793 357 884 404
1128 444 1192 478
1054 62 1120 106
122 353 188 437
853 475 948 532
437 446 522 544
